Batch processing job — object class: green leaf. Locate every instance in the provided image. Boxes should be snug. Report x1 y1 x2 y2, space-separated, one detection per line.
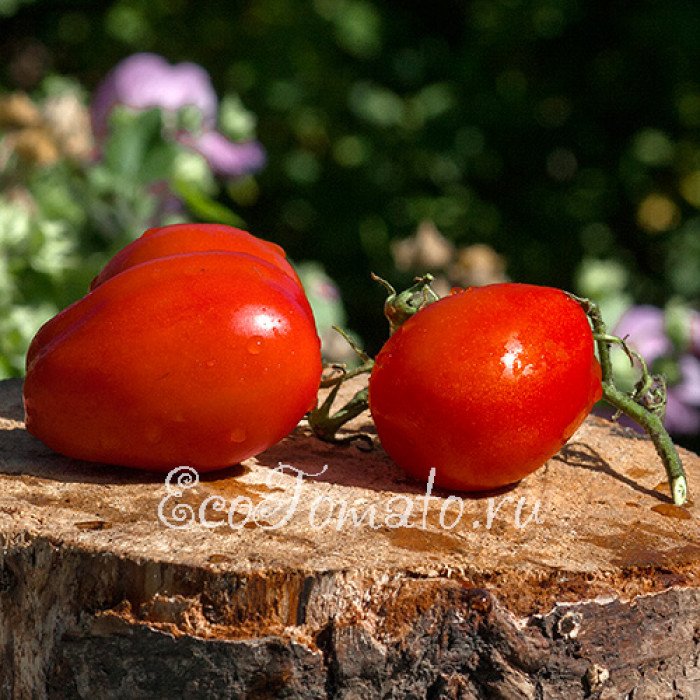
173 179 246 227
102 107 165 180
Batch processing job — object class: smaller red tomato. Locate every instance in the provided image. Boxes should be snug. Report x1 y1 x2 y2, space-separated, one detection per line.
368 283 602 491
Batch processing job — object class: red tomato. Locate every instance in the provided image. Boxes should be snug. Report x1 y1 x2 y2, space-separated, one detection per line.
91 223 303 289
24 251 322 471
88 223 314 323
368 283 602 491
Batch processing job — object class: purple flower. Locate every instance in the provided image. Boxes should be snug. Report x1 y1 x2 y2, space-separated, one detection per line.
91 53 217 137
613 305 700 435
613 305 673 364
178 130 267 178
692 312 700 356
91 52 265 177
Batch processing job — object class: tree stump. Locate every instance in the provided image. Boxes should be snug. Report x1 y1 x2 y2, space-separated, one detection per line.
0 376 698 699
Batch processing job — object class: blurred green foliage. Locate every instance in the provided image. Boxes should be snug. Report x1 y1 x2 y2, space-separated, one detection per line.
4 1 700 321
2 2 700 408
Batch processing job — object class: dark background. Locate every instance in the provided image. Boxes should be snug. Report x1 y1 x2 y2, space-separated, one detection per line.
2 0 700 450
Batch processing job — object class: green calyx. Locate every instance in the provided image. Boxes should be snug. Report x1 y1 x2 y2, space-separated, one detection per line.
371 273 440 335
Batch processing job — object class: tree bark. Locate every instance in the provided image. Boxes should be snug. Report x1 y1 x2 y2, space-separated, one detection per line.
1 377 698 698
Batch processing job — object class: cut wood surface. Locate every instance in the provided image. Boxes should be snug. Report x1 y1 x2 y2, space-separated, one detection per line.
0 376 698 699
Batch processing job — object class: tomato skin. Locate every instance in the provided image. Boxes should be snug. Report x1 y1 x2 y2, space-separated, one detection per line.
368 283 602 491
24 251 322 471
90 223 304 291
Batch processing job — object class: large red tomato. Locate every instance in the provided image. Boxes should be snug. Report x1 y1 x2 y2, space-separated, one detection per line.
368 283 602 491
24 251 322 471
90 223 303 289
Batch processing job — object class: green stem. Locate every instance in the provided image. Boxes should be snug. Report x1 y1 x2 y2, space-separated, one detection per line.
309 274 440 443
308 326 374 445
600 383 686 505
307 381 372 446
571 294 688 506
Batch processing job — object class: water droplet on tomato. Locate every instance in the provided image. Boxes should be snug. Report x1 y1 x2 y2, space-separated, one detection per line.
246 336 264 355
230 427 247 443
206 359 216 368
500 336 524 379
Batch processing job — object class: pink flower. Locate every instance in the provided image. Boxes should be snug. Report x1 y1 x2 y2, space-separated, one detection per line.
91 53 265 177
613 305 673 364
91 53 217 137
613 305 700 435
178 130 266 177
